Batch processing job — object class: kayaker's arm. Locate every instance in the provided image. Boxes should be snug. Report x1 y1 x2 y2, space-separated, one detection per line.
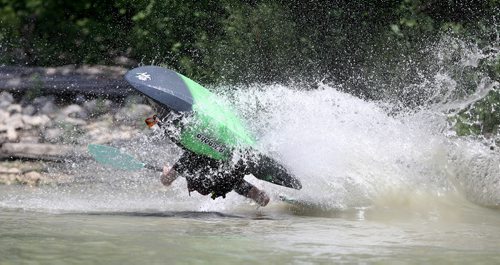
160 165 178 186
159 151 193 187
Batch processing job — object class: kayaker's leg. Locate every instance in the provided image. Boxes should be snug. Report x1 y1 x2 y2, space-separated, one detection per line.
234 180 270 206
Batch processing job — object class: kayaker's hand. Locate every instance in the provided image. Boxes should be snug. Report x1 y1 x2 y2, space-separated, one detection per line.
160 165 178 186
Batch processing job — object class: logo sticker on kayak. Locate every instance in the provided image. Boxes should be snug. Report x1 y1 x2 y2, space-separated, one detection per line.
196 133 226 153
136 72 151 81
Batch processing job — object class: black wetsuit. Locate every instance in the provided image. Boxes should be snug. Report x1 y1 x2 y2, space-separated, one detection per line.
159 113 254 199
172 151 254 199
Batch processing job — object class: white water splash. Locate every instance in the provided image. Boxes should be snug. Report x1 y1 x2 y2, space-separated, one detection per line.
228 83 499 209
222 34 500 209
1 35 499 213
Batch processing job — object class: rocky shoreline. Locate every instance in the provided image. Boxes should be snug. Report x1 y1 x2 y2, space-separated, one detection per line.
0 91 153 186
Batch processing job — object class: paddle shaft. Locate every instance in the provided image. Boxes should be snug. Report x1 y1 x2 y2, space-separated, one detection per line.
143 163 163 172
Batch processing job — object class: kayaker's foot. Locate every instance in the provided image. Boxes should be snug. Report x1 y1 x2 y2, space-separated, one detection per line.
247 186 270 207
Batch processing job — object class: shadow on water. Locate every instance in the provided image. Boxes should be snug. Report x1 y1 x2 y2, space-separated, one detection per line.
62 210 277 220
275 201 364 219
77 210 244 219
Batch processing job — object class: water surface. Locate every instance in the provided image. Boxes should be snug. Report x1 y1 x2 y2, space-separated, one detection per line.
2 185 500 264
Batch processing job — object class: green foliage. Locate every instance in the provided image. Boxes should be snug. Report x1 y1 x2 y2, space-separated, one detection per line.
0 1 21 62
206 2 302 83
454 90 500 136
1 0 498 138
125 0 225 81
1 0 497 83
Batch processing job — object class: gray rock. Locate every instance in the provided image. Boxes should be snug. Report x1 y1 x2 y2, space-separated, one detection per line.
86 127 135 144
43 128 63 143
0 174 17 185
22 114 51 127
71 117 88 126
32 96 55 107
0 133 7 144
19 136 40 143
58 116 87 126
0 109 9 123
7 104 22 114
115 104 152 121
83 99 113 116
0 113 24 131
124 95 145 105
0 166 22 185
1 142 77 160
53 104 89 130
19 171 45 186
0 91 14 109
0 166 21 174
22 105 36 116
7 126 18 142
40 101 58 116
32 96 58 116
61 104 88 119
0 113 23 141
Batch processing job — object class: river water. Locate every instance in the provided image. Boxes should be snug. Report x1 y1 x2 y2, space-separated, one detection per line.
1 184 500 264
2 83 500 263
2 37 500 264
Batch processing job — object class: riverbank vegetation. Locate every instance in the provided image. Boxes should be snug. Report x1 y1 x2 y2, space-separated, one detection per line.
0 0 499 137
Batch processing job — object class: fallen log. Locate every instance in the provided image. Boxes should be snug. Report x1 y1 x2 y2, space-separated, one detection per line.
0 143 88 161
0 65 135 98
